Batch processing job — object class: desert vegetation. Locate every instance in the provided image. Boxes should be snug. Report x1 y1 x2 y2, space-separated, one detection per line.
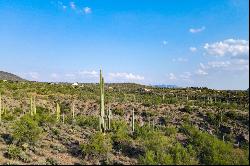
0 71 249 165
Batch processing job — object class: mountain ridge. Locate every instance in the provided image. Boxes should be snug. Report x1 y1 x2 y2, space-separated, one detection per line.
0 71 26 81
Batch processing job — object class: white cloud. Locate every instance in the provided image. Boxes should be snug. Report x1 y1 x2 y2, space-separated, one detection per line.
65 73 75 78
197 59 249 73
179 72 192 80
29 72 39 79
70 1 76 10
78 70 98 78
50 73 59 78
172 57 188 62
199 63 207 70
162 40 168 45
83 7 92 14
109 72 144 81
168 73 177 80
189 47 197 52
189 26 206 33
207 61 231 68
21 72 39 80
204 39 249 58
196 69 208 75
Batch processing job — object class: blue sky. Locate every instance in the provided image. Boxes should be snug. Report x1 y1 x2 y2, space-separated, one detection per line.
0 0 249 90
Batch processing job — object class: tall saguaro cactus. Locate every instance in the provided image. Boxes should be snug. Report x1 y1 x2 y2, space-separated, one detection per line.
30 96 33 116
30 96 37 116
0 93 2 123
72 102 75 120
131 109 135 133
107 106 112 130
56 103 61 122
99 69 106 132
33 96 36 115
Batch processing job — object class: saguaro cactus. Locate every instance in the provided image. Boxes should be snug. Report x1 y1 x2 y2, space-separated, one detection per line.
33 96 36 115
62 113 65 124
30 96 33 116
56 103 60 122
30 96 36 116
99 69 106 132
72 102 75 120
131 109 135 133
0 93 2 123
107 106 112 130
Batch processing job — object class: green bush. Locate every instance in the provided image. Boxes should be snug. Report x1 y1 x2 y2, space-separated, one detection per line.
139 150 173 165
111 120 130 143
80 132 112 158
169 143 198 165
2 113 15 121
46 157 59 165
12 114 42 145
181 124 249 165
5 145 21 159
112 108 125 116
76 115 99 130
34 107 57 126
137 126 197 165
164 126 178 136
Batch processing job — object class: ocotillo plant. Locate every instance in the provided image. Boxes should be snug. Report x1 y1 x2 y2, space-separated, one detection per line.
56 103 61 122
99 69 106 132
131 109 135 133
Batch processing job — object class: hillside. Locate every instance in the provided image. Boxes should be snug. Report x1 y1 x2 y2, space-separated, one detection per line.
0 80 248 165
0 71 26 81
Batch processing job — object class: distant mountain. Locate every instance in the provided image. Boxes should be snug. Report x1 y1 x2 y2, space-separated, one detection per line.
154 84 179 88
0 71 26 81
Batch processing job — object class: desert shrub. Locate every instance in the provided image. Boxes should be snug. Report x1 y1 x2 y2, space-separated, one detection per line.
14 107 23 115
181 124 249 165
34 107 57 126
5 145 21 159
80 132 112 158
206 112 219 126
46 157 59 165
112 108 125 116
111 120 130 143
2 112 15 121
179 105 195 114
139 150 173 165
12 114 42 145
51 128 60 137
65 115 74 125
164 126 178 136
76 115 99 130
136 125 197 165
169 143 198 165
111 120 132 152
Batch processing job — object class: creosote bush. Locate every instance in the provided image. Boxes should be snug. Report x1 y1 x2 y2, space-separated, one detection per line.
80 132 112 158
181 124 249 165
76 115 99 130
136 125 198 165
12 114 42 145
